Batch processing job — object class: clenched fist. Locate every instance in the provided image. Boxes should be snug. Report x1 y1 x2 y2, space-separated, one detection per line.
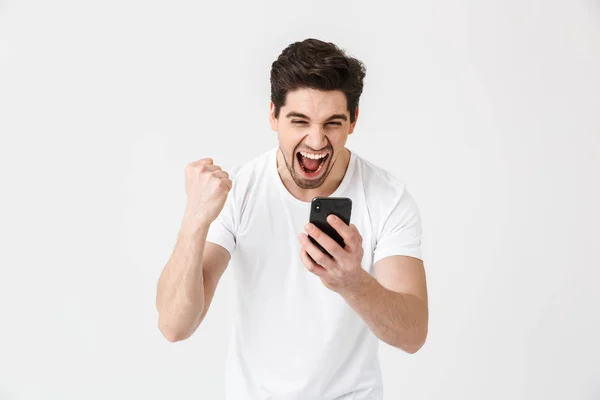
183 157 232 228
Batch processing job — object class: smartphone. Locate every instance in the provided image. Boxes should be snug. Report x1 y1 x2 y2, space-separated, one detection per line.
308 197 352 258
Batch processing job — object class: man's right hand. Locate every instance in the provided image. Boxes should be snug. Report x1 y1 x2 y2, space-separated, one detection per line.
183 158 233 228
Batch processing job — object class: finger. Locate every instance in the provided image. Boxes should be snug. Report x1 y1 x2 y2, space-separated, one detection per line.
192 157 213 165
200 164 222 172
326 215 361 247
186 163 222 173
304 223 345 261
349 223 363 246
219 177 233 191
211 170 230 179
299 231 337 268
299 247 326 277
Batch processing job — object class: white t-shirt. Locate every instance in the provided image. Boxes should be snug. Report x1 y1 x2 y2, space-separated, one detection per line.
206 145 422 400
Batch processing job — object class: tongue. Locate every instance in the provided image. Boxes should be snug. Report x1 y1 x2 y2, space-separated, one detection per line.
302 156 321 172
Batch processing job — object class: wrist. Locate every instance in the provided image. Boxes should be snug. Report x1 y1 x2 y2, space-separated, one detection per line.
181 212 212 237
338 269 375 299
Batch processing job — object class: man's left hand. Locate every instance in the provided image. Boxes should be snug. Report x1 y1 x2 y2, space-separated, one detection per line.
298 214 368 293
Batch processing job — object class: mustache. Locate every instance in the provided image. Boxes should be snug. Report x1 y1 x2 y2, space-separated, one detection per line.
296 138 332 154
295 146 332 153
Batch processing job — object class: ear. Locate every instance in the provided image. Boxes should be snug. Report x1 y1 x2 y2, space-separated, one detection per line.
348 107 359 135
269 102 278 132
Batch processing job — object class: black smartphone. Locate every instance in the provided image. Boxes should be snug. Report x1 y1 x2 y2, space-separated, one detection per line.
308 197 352 258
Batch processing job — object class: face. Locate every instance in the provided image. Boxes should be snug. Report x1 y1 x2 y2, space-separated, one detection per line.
269 88 358 190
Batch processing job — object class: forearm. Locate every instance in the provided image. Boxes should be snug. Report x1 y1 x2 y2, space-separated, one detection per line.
339 270 428 353
156 215 210 341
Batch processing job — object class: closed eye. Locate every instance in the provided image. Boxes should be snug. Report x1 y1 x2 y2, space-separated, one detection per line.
291 120 342 126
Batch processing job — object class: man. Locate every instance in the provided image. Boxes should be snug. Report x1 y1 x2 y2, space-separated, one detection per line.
156 38 428 399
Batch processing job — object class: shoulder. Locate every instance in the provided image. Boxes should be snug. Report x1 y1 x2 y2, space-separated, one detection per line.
352 152 421 239
352 150 410 203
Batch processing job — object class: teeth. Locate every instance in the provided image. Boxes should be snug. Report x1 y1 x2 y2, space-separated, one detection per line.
300 151 327 160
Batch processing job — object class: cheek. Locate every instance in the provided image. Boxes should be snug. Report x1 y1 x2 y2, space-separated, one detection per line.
328 130 346 143
276 131 296 152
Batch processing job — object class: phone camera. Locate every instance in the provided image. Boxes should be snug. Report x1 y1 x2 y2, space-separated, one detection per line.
315 201 321 213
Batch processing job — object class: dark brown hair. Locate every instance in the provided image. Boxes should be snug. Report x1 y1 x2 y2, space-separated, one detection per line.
270 38 366 124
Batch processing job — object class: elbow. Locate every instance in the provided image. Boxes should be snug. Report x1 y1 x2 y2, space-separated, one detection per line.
402 339 425 354
155 299 204 343
157 316 194 343
397 324 428 354
398 335 427 354
402 301 428 354
160 327 189 343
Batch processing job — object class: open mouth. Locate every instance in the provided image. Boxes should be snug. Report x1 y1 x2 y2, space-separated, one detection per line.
296 151 330 177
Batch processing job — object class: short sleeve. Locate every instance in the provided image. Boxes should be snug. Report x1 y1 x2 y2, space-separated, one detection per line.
373 187 423 265
205 182 237 257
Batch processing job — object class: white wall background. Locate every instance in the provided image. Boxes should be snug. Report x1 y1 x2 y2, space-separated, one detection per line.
1 0 599 399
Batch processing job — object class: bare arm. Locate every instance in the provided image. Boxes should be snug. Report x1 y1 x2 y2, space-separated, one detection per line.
155 216 230 342
298 214 428 354
156 157 232 342
339 255 428 353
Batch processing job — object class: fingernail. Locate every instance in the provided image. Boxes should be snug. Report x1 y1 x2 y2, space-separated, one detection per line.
328 214 337 222
305 223 314 232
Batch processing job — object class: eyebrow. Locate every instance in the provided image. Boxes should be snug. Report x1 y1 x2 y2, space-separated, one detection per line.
285 111 348 122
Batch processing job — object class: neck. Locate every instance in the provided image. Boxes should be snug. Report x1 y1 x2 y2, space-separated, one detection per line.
276 147 351 202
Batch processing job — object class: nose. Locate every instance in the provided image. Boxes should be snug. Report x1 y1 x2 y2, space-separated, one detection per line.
304 125 328 151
